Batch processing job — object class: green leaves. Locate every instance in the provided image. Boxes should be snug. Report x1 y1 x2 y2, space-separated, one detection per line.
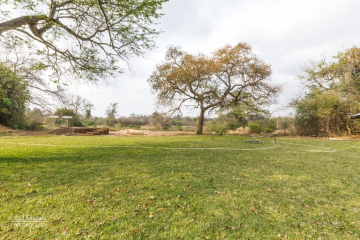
0 0 169 83
30 62 47 71
0 63 29 129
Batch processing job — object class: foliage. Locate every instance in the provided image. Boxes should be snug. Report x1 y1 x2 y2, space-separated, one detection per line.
54 108 83 127
0 0 168 84
292 47 360 136
83 120 97 127
0 63 29 129
210 113 246 135
148 43 281 134
25 108 44 130
248 122 264 134
291 88 357 136
1 135 359 239
275 117 294 130
209 122 228 135
118 114 150 126
85 109 92 119
300 46 360 100
265 128 274 133
268 119 277 131
210 102 276 135
150 111 170 129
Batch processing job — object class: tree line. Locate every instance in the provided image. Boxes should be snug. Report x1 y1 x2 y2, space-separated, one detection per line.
1 0 360 136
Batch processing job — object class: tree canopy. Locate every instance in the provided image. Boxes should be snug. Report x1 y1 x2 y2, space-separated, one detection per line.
300 46 360 101
0 0 168 83
292 46 360 136
148 43 281 134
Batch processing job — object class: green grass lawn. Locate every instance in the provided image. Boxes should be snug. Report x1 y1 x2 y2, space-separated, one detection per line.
0 135 359 239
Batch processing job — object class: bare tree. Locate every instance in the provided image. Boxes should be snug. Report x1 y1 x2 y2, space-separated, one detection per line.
66 94 94 116
149 111 170 129
0 0 168 83
105 102 118 127
148 43 282 134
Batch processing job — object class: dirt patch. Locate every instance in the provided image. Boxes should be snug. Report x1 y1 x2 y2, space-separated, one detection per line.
0 124 16 133
110 129 195 136
278 135 360 141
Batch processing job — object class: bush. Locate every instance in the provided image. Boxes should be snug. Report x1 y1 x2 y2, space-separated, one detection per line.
265 128 274 133
210 123 228 135
209 107 248 135
248 122 263 134
27 122 44 131
83 121 97 127
26 108 44 131
291 88 358 136
162 126 169 130
176 125 183 131
268 119 277 131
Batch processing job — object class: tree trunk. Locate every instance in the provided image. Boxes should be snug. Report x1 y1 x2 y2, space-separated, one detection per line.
197 108 205 134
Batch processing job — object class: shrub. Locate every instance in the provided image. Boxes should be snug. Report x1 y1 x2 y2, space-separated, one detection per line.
268 119 277 131
291 88 358 136
210 123 228 135
26 108 44 131
265 128 274 133
176 125 183 131
209 107 248 135
248 122 263 134
83 121 97 127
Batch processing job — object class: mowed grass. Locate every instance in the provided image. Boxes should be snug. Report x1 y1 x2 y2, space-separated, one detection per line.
0 135 359 239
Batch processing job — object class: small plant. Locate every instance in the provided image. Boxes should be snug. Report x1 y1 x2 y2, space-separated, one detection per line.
176 125 183 131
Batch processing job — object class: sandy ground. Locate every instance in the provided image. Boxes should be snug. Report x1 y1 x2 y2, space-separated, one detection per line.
0 126 197 137
0 124 15 133
109 129 195 136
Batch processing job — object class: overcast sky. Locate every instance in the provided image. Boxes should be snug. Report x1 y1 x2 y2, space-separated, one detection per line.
68 0 360 118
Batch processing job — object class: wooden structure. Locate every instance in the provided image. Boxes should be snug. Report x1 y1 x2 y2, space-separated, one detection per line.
59 127 109 136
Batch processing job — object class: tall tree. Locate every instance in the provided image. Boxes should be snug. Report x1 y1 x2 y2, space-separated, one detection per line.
0 0 168 83
148 43 281 134
292 46 360 136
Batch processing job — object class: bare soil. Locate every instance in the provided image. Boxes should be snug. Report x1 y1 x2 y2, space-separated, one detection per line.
0 124 15 133
109 129 196 136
